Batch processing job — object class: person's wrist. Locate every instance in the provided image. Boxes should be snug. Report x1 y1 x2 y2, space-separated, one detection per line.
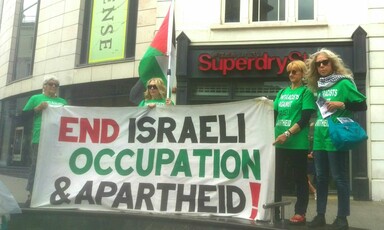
284 131 291 138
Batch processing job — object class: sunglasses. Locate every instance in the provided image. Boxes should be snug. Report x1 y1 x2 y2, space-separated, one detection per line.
147 85 158 90
288 70 299 75
46 82 59 87
315 59 330 67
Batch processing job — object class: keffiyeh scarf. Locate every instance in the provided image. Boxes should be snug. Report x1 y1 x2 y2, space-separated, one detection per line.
318 74 355 90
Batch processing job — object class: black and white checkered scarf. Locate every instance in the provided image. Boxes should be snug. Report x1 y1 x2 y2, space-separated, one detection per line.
318 74 355 90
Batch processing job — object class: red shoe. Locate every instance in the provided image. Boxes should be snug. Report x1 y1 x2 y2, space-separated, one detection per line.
289 214 306 225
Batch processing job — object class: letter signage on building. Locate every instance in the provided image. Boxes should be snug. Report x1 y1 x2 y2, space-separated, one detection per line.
198 51 308 76
189 45 353 78
88 0 129 63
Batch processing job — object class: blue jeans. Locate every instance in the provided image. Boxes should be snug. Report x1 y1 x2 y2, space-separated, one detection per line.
314 150 350 217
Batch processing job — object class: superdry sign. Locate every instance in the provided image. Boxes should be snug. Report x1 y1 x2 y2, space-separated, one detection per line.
198 51 309 76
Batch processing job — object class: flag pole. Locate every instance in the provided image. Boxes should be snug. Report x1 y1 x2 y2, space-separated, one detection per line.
166 0 175 98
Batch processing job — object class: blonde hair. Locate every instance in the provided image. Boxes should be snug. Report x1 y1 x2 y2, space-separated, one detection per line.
143 77 167 100
286 59 307 73
305 48 353 92
286 60 307 84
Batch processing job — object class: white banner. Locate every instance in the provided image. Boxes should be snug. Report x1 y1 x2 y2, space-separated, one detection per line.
32 98 275 221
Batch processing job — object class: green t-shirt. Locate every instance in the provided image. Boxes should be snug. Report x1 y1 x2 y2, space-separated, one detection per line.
274 86 316 150
313 79 366 151
23 94 67 143
138 99 173 107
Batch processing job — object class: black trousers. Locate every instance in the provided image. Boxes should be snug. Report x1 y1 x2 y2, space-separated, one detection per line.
274 148 309 216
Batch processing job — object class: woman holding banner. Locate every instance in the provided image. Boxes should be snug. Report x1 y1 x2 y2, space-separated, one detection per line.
138 78 173 108
273 60 316 225
22 75 67 207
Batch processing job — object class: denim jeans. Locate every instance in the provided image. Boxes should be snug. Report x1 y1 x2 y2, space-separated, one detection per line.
314 150 350 217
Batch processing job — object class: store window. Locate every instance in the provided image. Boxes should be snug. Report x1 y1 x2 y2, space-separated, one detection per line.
189 80 287 104
298 0 314 20
223 0 314 23
79 0 138 65
0 96 31 166
252 0 285 22
0 0 4 29
11 0 39 81
225 0 240 22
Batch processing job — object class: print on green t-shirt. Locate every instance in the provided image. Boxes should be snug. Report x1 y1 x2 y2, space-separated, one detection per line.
274 86 316 150
313 79 366 151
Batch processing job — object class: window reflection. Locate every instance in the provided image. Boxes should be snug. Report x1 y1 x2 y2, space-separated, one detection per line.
22 0 38 22
0 0 4 28
298 0 314 20
13 0 38 81
225 0 240 22
253 0 285 22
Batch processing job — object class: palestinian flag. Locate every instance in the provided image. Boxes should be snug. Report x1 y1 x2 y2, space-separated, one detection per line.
130 1 175 104
139 4 175 84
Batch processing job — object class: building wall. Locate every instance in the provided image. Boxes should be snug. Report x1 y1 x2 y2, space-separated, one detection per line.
368 0 384 201
0 0 171 163
0 0 169 100
0 0 18 96
174 0 384 201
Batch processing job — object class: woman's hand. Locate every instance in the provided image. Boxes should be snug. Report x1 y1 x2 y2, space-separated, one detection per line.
34 102 48 112
326 101 345 112
273 134 288 145
165 98 172 105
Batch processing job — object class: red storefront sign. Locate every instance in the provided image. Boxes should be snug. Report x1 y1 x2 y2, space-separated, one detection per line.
198 51 308 76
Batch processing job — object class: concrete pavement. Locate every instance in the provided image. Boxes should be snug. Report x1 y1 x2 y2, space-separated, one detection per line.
0 174 28 204
1 172 383 230
284 194 384 230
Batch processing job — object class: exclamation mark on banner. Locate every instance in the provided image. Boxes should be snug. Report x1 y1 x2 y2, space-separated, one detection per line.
249 182 261 220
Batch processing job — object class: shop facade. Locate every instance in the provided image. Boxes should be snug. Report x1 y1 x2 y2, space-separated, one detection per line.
176 27 369 200
172 0 384 202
